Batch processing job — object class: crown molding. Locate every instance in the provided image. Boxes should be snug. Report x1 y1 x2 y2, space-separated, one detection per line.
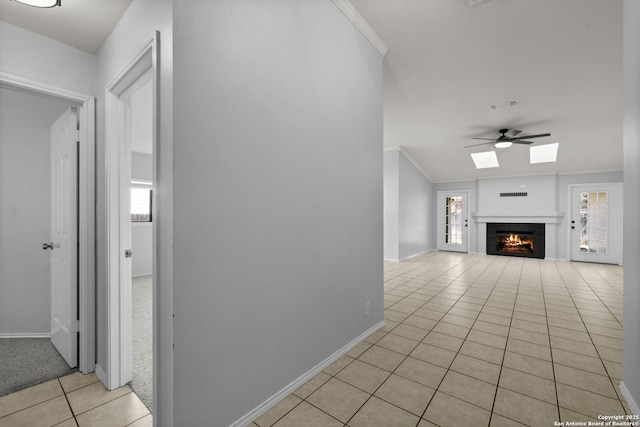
332 0 388 57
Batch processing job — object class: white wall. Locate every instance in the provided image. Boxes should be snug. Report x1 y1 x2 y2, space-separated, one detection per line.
94 0 173 422
622 0 640 415
0 87 69 336
0 21 96 96
477 174 558 215
172 1 384 425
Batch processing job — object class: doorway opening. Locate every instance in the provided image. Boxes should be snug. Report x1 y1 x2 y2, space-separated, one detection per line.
568 183 623 265
104 34 158 414
436 190 470 252
0 73 96 393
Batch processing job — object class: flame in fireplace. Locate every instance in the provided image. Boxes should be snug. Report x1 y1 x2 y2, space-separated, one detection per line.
507 234 521 246
496 232 534 253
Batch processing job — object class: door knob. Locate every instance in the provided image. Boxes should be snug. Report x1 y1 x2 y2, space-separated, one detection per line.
42 242 60 250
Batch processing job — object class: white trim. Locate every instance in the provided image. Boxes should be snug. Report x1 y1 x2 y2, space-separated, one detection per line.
620 382 640 416
398 249 434 262
0 333 52 338
95 364 108 387
331 0 388 56
473 212 565 224
232 320 385 427
104 35 156 390
0 72 96 376
132 273 153 278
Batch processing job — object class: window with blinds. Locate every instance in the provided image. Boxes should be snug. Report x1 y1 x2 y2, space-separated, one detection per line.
131 186 152 222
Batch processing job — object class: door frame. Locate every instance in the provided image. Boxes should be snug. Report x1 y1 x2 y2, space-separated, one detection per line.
436 190 470 253
0 72 96 373
104 34 158 390
567 182 623 265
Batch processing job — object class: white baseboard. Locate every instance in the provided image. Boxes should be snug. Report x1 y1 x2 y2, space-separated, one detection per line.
95 364 108 389
620 382 640 415
399 249 434 262
0 333 51 338
385 249 436 263
231 320 385 427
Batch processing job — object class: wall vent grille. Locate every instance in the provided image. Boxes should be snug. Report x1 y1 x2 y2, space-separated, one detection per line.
500 192 528 197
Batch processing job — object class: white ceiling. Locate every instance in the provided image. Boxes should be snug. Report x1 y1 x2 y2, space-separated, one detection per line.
1 0 623 182
0 0 132 54
350 0 623 182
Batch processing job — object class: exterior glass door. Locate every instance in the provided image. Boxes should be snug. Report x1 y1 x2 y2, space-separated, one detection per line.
437 191 469 252
570 184 622 264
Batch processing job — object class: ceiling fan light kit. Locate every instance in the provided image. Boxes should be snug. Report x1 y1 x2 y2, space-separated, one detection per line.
467 129 556 169
12 0 60 8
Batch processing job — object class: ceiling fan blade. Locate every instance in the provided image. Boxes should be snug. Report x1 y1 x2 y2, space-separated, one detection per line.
471 137 496 141
464 142 494 148
512 133 550 140
512 140 535 145
508 129 522 137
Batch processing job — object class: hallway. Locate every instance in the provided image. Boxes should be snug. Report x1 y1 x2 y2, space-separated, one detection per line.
0 252 631 426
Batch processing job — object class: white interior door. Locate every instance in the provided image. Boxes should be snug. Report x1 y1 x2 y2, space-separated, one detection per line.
50 107 78 368
437 191 469 253
570 183 622 264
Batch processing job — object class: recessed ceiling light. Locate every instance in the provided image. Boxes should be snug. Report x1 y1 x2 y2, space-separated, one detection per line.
13 0 60 7
471 151 500 169
530 143 559 164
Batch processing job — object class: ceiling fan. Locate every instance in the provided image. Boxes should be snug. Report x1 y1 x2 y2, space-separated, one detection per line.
465 128 551 149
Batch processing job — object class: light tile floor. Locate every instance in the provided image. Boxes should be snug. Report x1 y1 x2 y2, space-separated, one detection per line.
252 252 632 427
0 252 633 427
0 371 151 427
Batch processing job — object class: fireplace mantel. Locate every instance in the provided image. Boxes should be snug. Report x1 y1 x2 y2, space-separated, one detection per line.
472 211 564 224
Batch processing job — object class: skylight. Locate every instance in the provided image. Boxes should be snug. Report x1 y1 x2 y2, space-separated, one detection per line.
530 143 559 164
470 151 499 169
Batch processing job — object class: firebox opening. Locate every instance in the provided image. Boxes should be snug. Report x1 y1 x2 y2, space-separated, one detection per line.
486 222 545 259
496 232 534 253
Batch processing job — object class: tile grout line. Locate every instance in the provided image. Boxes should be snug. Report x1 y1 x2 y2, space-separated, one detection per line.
551 260 627 419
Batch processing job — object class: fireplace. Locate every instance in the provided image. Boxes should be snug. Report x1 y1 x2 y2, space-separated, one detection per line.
486 223 545 259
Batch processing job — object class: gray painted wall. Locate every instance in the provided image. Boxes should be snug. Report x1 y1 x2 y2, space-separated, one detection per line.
384 149 435 261
0 21 96 96
172 1 383 425
398 151 434 259
0 87 69 336
623 0 640 414
383 150 399 260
